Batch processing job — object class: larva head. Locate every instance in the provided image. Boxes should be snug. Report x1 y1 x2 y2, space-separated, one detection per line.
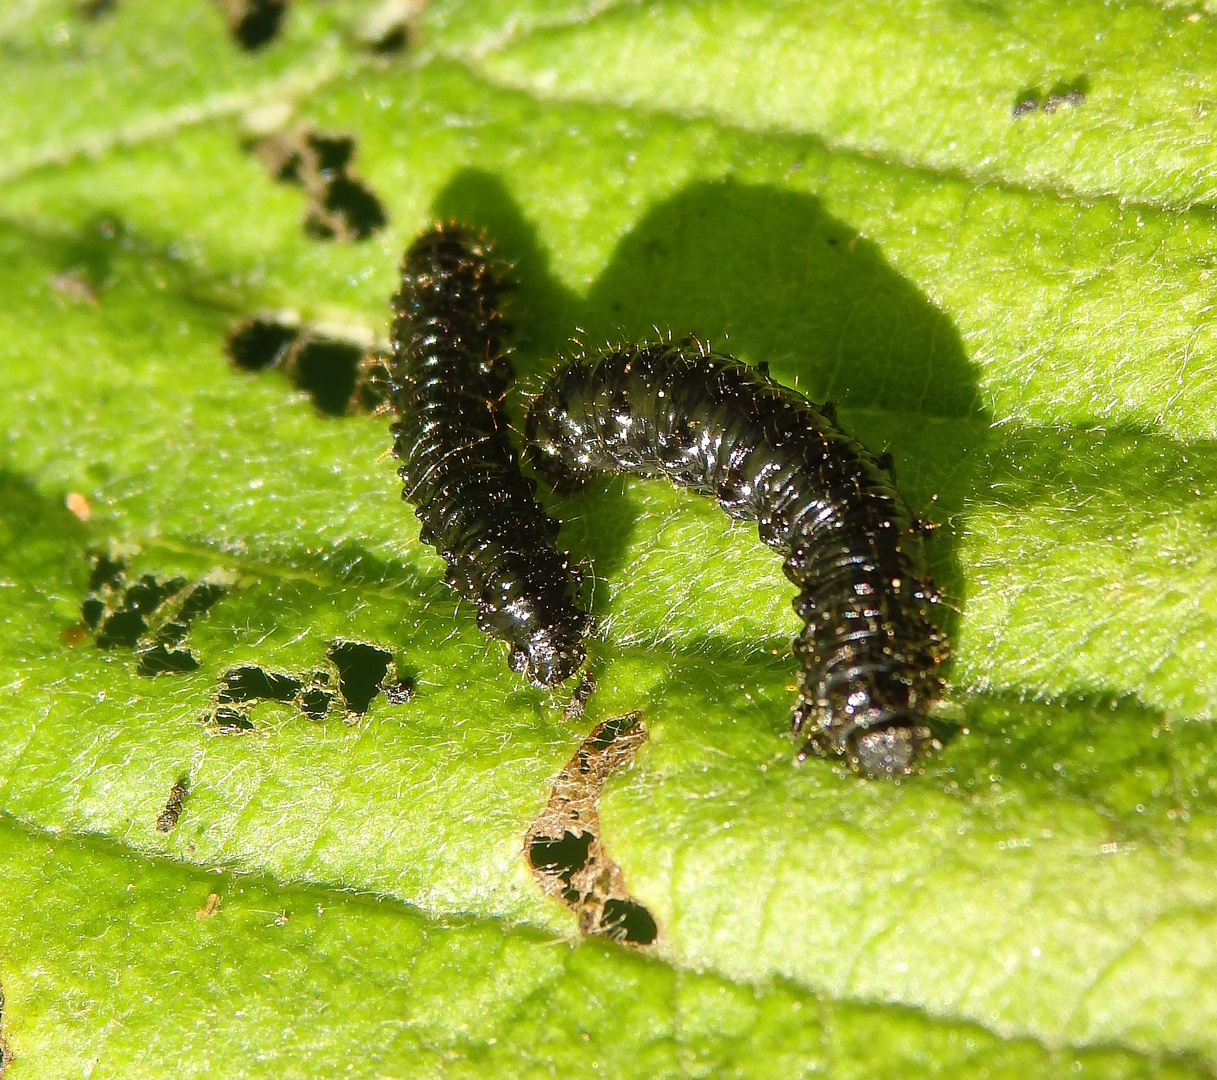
842 669 937 777
508 624 587 686
850 722 929 779
796 666 939 778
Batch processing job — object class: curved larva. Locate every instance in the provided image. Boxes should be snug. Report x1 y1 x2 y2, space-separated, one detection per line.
388 224 590 684
526 340 948 777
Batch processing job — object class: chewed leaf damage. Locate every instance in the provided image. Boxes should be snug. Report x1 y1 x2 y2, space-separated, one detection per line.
202 641 410 732
253 128 387 241
525 713 657 946
225 313 392 416
77 553 230 676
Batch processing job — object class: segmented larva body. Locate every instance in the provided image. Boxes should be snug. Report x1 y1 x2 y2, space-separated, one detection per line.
526 340 948 777
388 224 589 684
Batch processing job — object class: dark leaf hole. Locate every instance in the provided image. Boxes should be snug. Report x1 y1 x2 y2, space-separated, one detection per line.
227 317 298 371
305 176 388 242
222 0 289 51
225 315 391 416
254 127 387 242
178 582 228 622
526 714 655 948
204 644 407 733
79 0 118 16
292 339 366 417
327 640 395 714
304 133 353 178
206 666 332 731
88 553 124 591
81 596 106 628
138 644 199 676
369 24 407 53
212 705 255 733
357 0 418 53
80 555 228 674
218 665 302 704
298 686 333 721
585 712 641 752
528 830 594 883
96 608 150 650
598 898 658 946
95 574 187 648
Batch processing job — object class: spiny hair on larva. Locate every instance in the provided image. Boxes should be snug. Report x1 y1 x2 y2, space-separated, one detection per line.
526 338 948 777
388 223 590 685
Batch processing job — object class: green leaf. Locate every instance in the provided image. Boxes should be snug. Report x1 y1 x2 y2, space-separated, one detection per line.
2 0 1216 1075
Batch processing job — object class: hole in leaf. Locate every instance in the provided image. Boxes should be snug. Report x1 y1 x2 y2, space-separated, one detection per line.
127 574 188 613
525 713 657 948
217 665 303 704
88 553 125 590
226 316 299 371
357 0 420 52
89 568 190 648
156 777 190 833
354 351 393 412
297 686 334 720
289 338 365 417
155 620 190 647
80 596 106 629
225 316 389 417
528 830 594 882
221 0 289 50
585 710 639 752
305 175 388 241
175 581 228 623
209 706 254 733
327 640 393 713
138 644 200 676
81 557 229 673
253 127 387 242
203 644 404 732
96 609 149 649
304 132 353 177
599 898 658 946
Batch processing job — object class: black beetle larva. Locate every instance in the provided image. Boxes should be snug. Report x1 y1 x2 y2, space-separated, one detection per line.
526 339 948 776
388 225 590 684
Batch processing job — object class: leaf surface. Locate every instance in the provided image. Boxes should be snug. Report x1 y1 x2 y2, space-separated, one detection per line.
1 1 1216 1076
